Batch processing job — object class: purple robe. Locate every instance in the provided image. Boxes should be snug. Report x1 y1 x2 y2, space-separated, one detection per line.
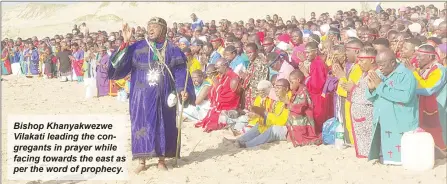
322 62 353 121
108 40 195 159
97 54 110 97
24 49 39 75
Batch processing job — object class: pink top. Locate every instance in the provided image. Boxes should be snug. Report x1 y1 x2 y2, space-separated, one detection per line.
291 44 305 65
277 61 295 80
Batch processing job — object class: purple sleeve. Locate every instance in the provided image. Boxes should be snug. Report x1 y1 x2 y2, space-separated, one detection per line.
327 76 339 92
322 75 339 94
108 44 133 80
322 78 330 94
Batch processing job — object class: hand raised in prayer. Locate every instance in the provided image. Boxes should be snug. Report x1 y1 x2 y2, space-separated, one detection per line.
404 60 416 71
367 76 376 90
368 71 382 89
340 81 355 91
296 51 306 62
298 62 309 77
122 23 132 43
333 63 346 79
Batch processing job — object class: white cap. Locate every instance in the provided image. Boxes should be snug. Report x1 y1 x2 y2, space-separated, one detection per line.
313 31 322 37
198 36 207 42
346 29 358 38
320 24 330 34
408 23 422 34
410 13 419 20
257 80 273 93
108 36 115 41
276 41 290 51
433 19 444 27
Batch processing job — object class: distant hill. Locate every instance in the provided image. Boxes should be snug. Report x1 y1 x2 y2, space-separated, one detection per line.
17 3 67 19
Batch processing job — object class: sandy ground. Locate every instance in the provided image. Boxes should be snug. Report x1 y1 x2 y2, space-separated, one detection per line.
1 75 446 184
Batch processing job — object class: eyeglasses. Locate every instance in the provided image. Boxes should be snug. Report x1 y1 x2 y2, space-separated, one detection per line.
274 85 288 90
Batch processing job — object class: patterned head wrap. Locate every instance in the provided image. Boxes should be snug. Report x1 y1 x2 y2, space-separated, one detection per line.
148 17 168 40
148 17 167 28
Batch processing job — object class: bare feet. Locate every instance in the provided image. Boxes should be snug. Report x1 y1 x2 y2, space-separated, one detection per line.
134 162 146 174
230 128 242 136
157 160 168 171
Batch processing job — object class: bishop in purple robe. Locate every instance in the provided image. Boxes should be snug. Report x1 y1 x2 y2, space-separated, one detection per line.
108 17 195 172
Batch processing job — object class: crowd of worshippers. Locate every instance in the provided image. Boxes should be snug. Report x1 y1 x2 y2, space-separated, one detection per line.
2 3 447 165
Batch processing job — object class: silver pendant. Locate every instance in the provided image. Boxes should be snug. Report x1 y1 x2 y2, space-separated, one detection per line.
146 69 161 86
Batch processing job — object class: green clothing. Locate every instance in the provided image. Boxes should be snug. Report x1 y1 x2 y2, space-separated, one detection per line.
240 53 249 63
366 64 418 165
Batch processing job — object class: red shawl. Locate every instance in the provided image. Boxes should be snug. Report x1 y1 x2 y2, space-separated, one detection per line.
1 48 12 74
196 69 240 132
257 32 265 43
305 56 333 134
277 34 292 44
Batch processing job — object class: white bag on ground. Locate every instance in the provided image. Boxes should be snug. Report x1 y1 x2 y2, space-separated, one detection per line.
84 78 97 98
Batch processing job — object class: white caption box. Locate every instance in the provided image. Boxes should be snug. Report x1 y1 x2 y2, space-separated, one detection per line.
7 115 130 181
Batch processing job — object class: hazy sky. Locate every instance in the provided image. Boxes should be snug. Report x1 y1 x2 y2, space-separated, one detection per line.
2 2 74 6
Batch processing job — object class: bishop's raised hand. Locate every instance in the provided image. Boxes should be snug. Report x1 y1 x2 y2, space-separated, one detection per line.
122 23 132 43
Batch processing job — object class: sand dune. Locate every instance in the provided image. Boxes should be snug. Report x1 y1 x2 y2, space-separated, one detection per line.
2 2 445 39
1 75 446 184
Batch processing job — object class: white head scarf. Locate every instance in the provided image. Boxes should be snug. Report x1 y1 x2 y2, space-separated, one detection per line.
276 41 290 51
346 29 358 38
198 36 207 42
257 80 273 95
433 19 444 27
320 24 330 35
408 23 422 34
410 13 419 20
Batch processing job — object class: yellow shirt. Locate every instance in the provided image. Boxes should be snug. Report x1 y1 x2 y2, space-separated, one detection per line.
217 46 225 57
205 78 213 85
187 58 202 74
250 93 290 134
326 58 333 68
321 35 327 42
115 79 127 89
337 64 362 97
413 65 443 90
339 64 363 144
